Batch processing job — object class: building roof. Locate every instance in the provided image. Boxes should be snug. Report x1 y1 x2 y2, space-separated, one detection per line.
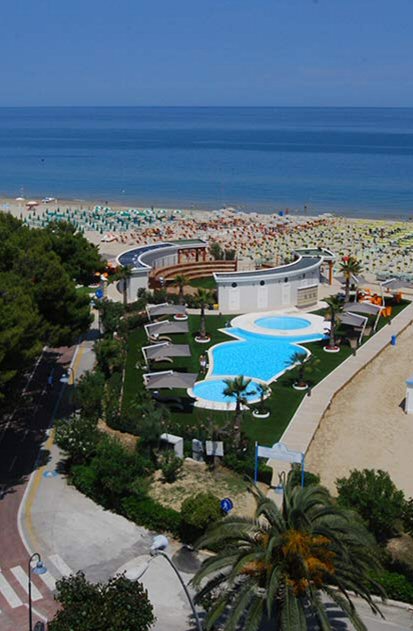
214 256 322 283
117 240 207 270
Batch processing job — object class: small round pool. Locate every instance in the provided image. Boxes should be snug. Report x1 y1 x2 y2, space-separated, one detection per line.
255 315 311 330
192 379 260 405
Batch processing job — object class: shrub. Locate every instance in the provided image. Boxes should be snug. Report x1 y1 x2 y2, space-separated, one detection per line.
223 452 273 485
55 415 99 465
71 464 99 499
180 492 222 543
74 370 105 420
336 469 406 542
49 571 154 631
121 496 181 537
104 372 123 428
95 337 124 378
289 464 320 488
373 570 413 604
160 451 183 483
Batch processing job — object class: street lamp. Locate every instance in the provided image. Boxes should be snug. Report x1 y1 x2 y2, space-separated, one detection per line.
28 553 47 631
131 536 203 631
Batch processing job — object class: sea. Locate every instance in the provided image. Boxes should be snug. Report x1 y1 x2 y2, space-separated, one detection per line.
1 106 413 218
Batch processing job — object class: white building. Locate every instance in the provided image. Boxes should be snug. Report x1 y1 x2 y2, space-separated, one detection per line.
214 255 323 314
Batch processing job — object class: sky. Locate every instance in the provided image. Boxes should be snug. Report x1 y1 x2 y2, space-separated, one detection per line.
0 0 412 106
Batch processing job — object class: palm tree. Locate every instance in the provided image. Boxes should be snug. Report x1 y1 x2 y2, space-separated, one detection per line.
116 265 132 307
340 256 363 303
289 351 319 389
195 288 214 340
255 382 271 414
192 477 384 631
324 295 343 351
173 274 188 305
222 376 254 445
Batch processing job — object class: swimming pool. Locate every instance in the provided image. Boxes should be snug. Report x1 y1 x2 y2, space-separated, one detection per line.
191 323 326 405
192 378 261 405
255 315 311 330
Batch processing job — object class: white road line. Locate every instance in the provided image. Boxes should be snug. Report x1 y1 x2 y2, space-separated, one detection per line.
11 566 42 601
48 555 73 578
0 571 23 608
37 569 56 591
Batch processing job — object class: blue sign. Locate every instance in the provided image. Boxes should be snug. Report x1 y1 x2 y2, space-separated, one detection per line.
220 498 233 514
95 288 104 300
43 470 58 478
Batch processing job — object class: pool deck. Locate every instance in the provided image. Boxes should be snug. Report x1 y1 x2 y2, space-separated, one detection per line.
267 299 413 486
231 309 325 338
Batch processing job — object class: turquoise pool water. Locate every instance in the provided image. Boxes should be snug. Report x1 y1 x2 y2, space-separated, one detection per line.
255 315 311 330
192 326 325 403
192 379 261 405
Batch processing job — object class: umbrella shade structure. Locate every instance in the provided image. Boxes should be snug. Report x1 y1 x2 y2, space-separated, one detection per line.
340 311 368 344
335 273 368 287
344 301 382 332
146 303 187 320
143 370 198 390
142 342 191 363
144 320 189 339
26 200 39 207
381 278 413 291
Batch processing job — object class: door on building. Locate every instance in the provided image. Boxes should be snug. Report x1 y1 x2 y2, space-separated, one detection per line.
229 285 240 311
281 282 291 306
257 283 268 309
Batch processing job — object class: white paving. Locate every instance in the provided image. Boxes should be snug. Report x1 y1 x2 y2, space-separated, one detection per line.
48 554 73 578
0 571 22 609
11 566 42 600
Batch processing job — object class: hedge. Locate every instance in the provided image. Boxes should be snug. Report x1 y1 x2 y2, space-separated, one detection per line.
373 570 413 604
121 496 182 538
223 452 273 485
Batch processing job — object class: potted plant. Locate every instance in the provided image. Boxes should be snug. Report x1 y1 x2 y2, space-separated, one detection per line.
252 383 271 418
290 351 319 390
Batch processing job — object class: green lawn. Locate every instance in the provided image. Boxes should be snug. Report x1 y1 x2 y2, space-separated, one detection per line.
189 276 217 289
122 299 409 446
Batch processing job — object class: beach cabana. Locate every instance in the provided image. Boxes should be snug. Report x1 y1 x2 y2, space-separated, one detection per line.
146 303 187 320
340 311 368 345
142 342 191 364
343 301 382 332
143 370 198 390
144 320 189 341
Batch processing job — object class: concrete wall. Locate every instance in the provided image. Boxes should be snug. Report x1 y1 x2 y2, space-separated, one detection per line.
217 267 320 313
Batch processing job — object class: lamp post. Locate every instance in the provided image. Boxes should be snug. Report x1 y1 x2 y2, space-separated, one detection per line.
28 553 47 631
133 536 203 631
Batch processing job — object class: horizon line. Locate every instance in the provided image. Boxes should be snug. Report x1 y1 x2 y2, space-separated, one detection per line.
0 104 413 109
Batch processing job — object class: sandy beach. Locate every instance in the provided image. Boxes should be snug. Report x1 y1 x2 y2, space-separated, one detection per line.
306 322 413 498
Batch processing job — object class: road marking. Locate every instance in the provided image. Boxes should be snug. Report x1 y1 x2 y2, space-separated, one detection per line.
11 566 42 601
0 571 23 608
37 568 56 591
48 555 73 578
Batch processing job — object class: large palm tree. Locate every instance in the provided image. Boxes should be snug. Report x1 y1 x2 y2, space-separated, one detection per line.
173 274 188 305
222 375 254 445
340 256 363 303
193 478 384 631
195 288 214 340
324 295 343 351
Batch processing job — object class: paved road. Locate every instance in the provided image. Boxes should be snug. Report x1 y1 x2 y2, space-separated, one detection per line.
0 344 75 629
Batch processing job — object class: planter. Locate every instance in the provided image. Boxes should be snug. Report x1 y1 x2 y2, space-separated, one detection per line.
174 314 188 321
292 382 308 391
323 345 340 353
252 410 270 419
195 335 211 344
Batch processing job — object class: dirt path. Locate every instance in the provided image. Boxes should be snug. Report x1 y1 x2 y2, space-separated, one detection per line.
306 322 413 498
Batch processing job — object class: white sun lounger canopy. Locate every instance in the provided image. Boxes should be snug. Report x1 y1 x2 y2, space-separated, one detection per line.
145 320 189 337
142 342 191 362
335 274 368 286
146 303 187 319
143 370 198 389
381 278 413 291
343 302 382 316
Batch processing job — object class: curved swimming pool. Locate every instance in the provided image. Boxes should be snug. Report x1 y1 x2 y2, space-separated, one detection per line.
192 378 261 405
255 315 311 330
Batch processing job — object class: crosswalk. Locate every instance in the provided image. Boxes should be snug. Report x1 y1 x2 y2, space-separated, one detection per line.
0 554 73 613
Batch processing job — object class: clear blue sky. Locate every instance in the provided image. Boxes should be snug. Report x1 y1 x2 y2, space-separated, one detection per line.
1 0 412 106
